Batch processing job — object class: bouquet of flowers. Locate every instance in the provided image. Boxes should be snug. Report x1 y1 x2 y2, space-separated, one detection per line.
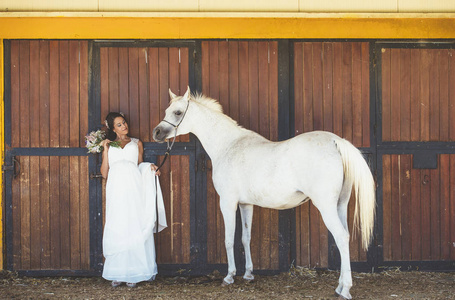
85 130 121 154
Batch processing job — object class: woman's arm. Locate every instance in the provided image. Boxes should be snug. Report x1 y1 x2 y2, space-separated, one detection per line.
100 139 110 179
137 139 144 164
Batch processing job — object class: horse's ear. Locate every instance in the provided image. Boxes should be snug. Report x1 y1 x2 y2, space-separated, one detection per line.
169 89 177 100
183 86 191 100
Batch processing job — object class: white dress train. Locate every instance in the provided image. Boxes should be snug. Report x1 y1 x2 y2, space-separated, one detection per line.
102 138 167 283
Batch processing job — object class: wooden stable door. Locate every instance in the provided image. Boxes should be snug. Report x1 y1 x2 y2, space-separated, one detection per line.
6 41 90 272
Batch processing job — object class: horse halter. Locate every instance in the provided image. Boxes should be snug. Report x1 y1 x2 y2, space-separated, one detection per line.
155 99 190 172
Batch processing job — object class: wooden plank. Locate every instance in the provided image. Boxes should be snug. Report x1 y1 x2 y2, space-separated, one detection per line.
390 49 401 142
382 155 392 260
219 41 229 116
351 42 362 146
108 47 119 112
295 202 302 265
300 203 310 266
118 47 129 117
39 156 51 269
438 50 449 141
171 155 182 263
381 48 391 142
229 41 240 123
294 42 304 136
361 42 370 147
59 156 71 269
303 43 313 133
201 42 210 95
128 48 140 139
49 156 61 268
332 42 343 139
430 159 441 259
322 42 333 134
312 42 323 132
179 47 190 143
420 168 431 260
59 41 70 147
138 48 149 142
20 156 31 269
400 155 412 260
429 50 440 142
158 48 169 124
410 49 421 142
450 50 455 142
79 157 90 269
70 156 81 269
79 41 89 148
148 48 160 133
450 156 455 259
168 47 183 143
181 156 191 263
310 205 321 267
30 156 41 269
238 41 249 129
69 41 80 148
400 49 411 142
158 156 172 263
391 155 401 260
206 162 216 263
208 42 219 100
348 193 359 261
248 41 259 133
29 40 40 148
410 160 421 260
19 40 30 148
100 47 110 122
420 49 430 142
258 41 269 138
39 41 50 148
12 161 21 269
269 41 279 142
439 154 450 259
10 41 20 147
341 43 353 142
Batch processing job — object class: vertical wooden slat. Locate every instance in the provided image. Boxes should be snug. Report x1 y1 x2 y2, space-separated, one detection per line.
349 194 359 260
300 203 310 266
322 42 333 134
19 40 30 148
269 41 279 142
59 41 70 148
332 43 343 138
30 41 40 148
128 48 140 138
410 49 421 142
410 161 421 260
238 41 249 128
49 156 61 269
11 41 20 147
70 156 81 269
100 47 109 121
40 41 50 148
361 43 370 147
438 50 449 141
294 43 304 136
59 156 70 269
390 49 401 142
108 47 119 112
20 156 31 269
158 48 169 126
400 155 412 260
181 156 191 263
450 156 455 259
351 42 362 146
12 168 21 269
229 41 240 123
157 155 171 263
450 50 455 141
429 51 440 141
179 47 190 143
138 48 149 141
342 43 353 142
248 42 259 133
80 157 90 269
39 156 51 269
312 42 323 132
382 155 392 260
439 154 450 260
219 41 229 115
400 49 411 142
69 41 80 148
303 43 313 133
118 47 129 117
171 155 182 263
79 41 89 147
420 168 431 260
30 157 40 269
381 48 391 141
148 48 159 135
420 49 430 142
309 204 321 267
430 159 440 259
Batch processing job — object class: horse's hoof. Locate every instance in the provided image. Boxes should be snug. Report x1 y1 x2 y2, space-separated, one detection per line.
221 280 232 287
243 275 254 282
334 292 351 300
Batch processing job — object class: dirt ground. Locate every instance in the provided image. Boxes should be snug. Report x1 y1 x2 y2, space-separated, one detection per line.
0 267 453 299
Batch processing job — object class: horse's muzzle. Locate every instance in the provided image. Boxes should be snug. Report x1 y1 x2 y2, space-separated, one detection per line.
152 125 168 143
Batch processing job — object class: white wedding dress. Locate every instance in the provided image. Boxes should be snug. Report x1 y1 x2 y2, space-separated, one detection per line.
102 138 167 283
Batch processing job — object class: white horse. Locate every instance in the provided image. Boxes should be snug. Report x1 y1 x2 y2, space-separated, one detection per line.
153 87 375 300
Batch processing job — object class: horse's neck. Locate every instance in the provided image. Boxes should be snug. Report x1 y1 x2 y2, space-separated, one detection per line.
190 104 245 162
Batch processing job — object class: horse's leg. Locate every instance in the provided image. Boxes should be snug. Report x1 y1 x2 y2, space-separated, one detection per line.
220 199 238 286
319 206 352 299
239 204 254 281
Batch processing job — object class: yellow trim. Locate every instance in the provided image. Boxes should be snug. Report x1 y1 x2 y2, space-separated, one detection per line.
0 13 454 39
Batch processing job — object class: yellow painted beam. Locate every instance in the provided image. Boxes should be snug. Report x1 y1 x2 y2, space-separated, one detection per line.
0 13 454 39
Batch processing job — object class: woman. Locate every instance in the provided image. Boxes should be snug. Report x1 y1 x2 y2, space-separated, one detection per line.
100 112 167 288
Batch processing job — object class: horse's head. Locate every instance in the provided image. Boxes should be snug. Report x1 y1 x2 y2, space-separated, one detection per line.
153 86 191 143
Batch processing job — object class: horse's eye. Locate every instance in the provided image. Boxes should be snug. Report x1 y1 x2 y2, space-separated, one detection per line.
175 111 182 116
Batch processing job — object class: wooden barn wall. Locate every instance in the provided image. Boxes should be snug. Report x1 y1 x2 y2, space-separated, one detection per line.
201 41 280 270
382 154 455 261
293 42 371 267
99 46 191 264
381 48 455 142
9 40 90 270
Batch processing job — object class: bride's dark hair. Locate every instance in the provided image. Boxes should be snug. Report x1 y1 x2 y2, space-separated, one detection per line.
104 112 127 141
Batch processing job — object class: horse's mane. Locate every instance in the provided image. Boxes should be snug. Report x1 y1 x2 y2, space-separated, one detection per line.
191 93 239 126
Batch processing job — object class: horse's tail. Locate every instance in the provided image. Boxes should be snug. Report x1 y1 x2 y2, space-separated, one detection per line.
335 138 376 250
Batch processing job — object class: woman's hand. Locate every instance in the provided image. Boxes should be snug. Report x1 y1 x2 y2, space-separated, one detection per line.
101 139 111 152
151 163 161 176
